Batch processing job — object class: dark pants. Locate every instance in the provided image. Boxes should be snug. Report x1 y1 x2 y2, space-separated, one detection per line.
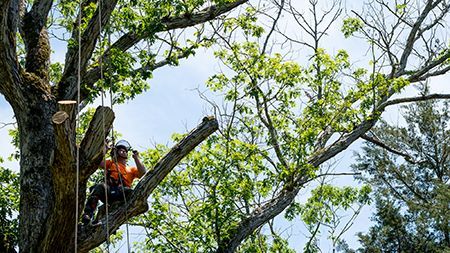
83 183 133 221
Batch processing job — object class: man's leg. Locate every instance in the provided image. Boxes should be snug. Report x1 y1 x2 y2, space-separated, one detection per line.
82 183 107 225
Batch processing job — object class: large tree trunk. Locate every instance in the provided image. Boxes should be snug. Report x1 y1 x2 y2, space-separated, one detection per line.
14 74 112 252
16 74 81 252
16 87 57 251
13 85 217 252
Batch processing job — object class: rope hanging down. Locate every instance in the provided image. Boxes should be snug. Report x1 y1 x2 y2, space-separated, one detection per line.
98 0 111 251
74 0 82 250
108 29 132 251
100 1 132 251
71 0 133 251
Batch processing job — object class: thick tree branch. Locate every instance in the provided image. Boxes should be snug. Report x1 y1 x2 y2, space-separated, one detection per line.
79 106 115 181
310 117 378 167
80 0 248 101
0 0 23 107
57 0 118 101
77 116 218 252
22 0 52 79
111 0 248 54
216 187 301 253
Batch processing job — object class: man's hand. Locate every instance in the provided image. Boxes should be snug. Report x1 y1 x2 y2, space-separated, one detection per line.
132 150 139 160
132 150 146 177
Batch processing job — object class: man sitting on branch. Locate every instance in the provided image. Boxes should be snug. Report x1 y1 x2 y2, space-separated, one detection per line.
81 139 146 225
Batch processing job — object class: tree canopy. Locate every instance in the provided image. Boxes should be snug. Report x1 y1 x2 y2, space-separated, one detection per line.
0 0 449 252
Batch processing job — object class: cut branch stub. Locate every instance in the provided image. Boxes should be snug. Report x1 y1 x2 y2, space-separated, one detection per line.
52 111 69 124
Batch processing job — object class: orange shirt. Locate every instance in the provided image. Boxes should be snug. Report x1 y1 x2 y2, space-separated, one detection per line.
105 160 140 187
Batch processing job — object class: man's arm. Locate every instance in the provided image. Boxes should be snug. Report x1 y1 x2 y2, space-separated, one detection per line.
132 151 146 177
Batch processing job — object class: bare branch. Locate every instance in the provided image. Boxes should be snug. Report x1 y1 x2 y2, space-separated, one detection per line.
261 0 285 54
415 65 450 81
361 133 420 164
397 1 437 74
0 122 16 129
380 93 450 108
407 49 450 82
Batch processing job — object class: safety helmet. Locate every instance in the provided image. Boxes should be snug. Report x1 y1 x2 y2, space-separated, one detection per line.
115 139 132 152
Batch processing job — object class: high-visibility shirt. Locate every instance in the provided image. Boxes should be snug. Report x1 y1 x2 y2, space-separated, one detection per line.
105 160 140 187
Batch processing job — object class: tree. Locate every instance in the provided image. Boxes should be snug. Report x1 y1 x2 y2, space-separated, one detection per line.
0 0 449 252
129 0 450 252
0 0 245 251
352 87 450 252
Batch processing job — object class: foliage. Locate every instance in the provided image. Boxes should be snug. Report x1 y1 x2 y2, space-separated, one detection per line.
352 94 450 252
0 165 19 251
1 0 450 251
136 135 278 251
52 0 231 105
126 0 450 250
341 18 363 38
133 1 376 250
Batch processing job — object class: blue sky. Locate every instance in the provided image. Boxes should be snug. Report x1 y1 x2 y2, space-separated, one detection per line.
1 0 449 251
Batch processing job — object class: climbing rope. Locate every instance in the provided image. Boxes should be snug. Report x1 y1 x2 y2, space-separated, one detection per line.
109 77 132 253
74 0 82 251
103 6 131 252
98 0 111 251
111 149 132 253
72 0 133 251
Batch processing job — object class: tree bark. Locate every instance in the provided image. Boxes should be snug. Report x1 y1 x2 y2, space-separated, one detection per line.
15 80 115 252
17 86 57 252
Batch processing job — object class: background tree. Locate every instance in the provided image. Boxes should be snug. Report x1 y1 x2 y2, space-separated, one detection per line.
0 164 19 253
352 86 450 252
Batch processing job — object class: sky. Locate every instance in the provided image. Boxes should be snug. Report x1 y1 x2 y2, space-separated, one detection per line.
0 0 449 252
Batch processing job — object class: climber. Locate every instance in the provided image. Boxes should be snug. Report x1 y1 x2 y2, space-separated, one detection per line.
81 139 146 225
